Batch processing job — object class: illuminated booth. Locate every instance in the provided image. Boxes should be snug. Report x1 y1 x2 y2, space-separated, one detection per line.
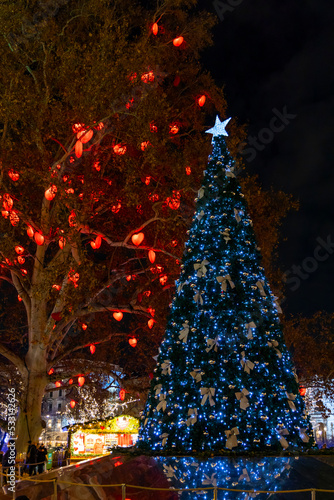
68 415 139 456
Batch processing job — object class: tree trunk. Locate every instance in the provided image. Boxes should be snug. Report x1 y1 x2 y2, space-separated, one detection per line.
15 346 47 455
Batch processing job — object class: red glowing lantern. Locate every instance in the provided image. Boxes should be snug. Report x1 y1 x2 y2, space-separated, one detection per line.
70 400 76 408
112 201 122 213
59 237 66 249
82 323 87 330
68 210 77 227
141 71 154 83
2 194 13 211
126 275 132 281
18 295 22 302
113 311 123 321
148 318 155 329
91 235 102 249
128 337 137 347
51 312 62 322
15 246 24 255
93 161 101 171
119 388 126 401
68 270 80 287
45 185 57 201
141 141 151 151
132 232 144 246
34 233 45 246
27 225 34 238
77 129 93 143
173 36 184 47
152 22 158 35
299 386 307 397
159 274 168 285
113 144 127 155
55 381 61 388
90 344 96 354
198 95 206 107
150 122 157 133
10 211 20 226
173 75 181 87
186 166 191 175
78 376 85 387
17 256 25 265
69 378 73 385
48 368 54 375
8 170 19 181
72 123 85 133
52 284 61 291
148 249 156 263
75 140 83 158
169 123 179 135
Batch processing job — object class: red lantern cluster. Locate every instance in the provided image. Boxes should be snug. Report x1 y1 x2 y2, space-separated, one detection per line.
128 337 137 347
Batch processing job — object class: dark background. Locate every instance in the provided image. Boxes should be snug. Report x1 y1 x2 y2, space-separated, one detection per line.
199 0 334 315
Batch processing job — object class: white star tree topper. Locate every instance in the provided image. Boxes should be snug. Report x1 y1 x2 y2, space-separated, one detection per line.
205 116 231 142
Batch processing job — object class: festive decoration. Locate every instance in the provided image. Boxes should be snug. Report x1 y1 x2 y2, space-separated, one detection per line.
148 249 156 263
119 389 126 401
78 376 85 387
173 36 184 47
299 386 307 397
129 337 137 347
197 95 206 107
70 400 76 408
34 232 45 246
138 116 313 453
132 233 144 246
113 311 123 321
152 22 158 35
44 185 57 201
55 381 61 388
15 246 24 255
90 344 96 354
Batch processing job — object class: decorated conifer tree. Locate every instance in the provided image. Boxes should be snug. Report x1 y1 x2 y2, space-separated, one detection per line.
138 117 313 453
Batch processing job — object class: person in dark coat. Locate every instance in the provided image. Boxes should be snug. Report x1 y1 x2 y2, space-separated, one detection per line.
36 444 47 473
26 442 37 476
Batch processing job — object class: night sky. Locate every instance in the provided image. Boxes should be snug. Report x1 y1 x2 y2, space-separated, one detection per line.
199 0 334 315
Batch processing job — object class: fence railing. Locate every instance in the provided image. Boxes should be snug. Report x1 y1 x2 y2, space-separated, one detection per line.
2 469 334 500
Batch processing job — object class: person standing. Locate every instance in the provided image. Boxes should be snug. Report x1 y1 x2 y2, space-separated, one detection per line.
36 444 47 474
26 442 37 476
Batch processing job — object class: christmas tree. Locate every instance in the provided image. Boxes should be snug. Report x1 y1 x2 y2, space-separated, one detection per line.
138 117 313 453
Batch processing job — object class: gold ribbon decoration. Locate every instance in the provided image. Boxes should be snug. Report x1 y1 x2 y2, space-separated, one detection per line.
240 351 255 374
194 290 204 305
202 473 217 487
160 433 169 446
161 360 171 375
154 384 162 396
235 388 250 410
225 427 239 449
206 336 219 353
268 339 282 358
186 408 198 426
274 296 283 314
286 392 297 411
256 279 267 297
216 274 235 293
234 207 242 223
245 321 256 339
163 464 177 479
156 393 167 412
220 229 231 243
299 428 310 443
198 187 205 199
278 428 289 449
238 468 250 482
194 259 209 278
200 387 216 406
177 280 188 295
190 369 202 383
225 167 236 178
179 321 190 343
196 210 205 221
